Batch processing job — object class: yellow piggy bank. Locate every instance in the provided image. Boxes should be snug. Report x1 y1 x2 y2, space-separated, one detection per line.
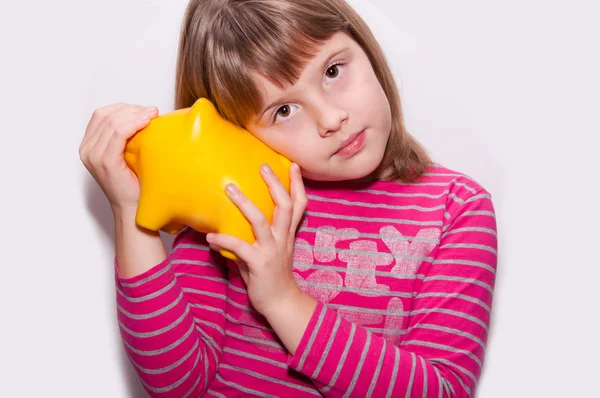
124 98 292 261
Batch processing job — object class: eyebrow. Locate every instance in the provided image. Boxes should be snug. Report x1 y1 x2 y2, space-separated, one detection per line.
258 46 350 120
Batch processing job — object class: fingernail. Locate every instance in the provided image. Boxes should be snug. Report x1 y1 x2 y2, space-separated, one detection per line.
206 233 214 242
260 163 273 175
293 163 300 172
225 183 239 197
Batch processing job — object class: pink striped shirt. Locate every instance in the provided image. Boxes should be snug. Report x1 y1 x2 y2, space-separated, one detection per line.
115 164 497 397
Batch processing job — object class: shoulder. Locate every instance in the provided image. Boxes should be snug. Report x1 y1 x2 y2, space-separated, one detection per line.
381 162 490 197
374 163 495 220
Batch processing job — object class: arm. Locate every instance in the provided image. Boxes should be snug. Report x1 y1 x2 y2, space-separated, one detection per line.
114 211 228 397
283 191 497 397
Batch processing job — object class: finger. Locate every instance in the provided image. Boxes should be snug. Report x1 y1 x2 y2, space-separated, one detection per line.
259 163 293 239
95 107 158 169
225 183 275 246
83 104 156 156
94 105 157 153
79 104 158 164
236 261 250 286
206 232 258 264
289 163 308 235
80 103 129 153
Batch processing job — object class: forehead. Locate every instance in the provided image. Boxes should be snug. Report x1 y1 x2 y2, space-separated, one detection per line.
251 31 354 98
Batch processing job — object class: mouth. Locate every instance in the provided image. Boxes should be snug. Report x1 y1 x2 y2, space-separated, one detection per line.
335 129 366 156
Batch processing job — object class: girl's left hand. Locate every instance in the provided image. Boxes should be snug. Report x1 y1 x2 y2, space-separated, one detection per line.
206 162 307 317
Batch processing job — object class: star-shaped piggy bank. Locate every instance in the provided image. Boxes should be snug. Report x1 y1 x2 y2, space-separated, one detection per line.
124 98 292 261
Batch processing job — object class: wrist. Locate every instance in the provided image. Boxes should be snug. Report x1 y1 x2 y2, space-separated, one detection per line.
262 287 315 322
111 204 138 220
261 287 318 356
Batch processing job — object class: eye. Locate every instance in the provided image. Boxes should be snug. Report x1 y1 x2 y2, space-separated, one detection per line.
273 104 298 122
325 62 344 82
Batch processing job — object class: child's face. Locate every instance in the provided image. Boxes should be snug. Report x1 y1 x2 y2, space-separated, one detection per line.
245 31 392 182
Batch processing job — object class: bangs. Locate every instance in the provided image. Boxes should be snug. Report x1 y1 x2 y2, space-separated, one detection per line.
196 0 349 126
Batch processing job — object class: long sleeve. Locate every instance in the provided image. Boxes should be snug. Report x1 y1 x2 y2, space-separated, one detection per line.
288 190 497 397
115 228 229 397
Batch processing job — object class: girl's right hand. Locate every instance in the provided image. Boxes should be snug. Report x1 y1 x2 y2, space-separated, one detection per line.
79 103 159 213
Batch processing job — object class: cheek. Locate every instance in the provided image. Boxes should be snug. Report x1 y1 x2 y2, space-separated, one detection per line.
346 68 386 118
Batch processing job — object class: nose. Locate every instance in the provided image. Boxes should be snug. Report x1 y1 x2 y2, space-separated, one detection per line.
314 96 349 138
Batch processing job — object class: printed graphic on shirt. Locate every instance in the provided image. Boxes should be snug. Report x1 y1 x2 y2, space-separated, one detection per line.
292 222 440 345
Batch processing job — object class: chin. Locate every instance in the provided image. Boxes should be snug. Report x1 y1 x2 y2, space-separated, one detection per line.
303 150 385 182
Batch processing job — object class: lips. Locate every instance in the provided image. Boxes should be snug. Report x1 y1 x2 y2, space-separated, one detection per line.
336 129 365 154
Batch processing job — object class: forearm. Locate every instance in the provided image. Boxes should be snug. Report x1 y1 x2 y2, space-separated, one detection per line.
288 303 461 397
114 228 229 396
113 206 167 278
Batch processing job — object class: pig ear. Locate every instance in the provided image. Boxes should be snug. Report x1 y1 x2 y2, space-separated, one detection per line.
188 98 223 135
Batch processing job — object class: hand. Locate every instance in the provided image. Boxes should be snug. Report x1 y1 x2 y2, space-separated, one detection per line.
206 162 307 317
79 103 159 213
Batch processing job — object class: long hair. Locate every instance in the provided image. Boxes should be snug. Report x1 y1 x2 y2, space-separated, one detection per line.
174 0 431 182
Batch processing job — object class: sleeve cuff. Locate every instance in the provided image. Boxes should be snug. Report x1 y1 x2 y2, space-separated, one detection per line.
287 300 335 372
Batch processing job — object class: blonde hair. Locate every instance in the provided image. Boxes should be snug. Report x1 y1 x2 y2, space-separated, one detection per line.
174 0 432 182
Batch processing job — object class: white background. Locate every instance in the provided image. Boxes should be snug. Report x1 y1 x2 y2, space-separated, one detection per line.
1 0 598 396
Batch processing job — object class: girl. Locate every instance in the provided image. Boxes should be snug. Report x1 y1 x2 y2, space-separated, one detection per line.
79 0 497 396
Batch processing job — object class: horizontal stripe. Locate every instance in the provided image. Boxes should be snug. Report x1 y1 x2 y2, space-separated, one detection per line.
139 349 201 394
181 288 227 301
442 226 497 238
465 193 491 203
401 339 482 368
220 364 320 395
439 243 497 255
294 262 425 279
133 339 200 375
429 358 477 384
295 279 415 298
422 275 494 294
119 262 171 288
432 259 496 274
117 291 184 320
121 322 195 356
175 243 210 251
459 210 495 218
171 259 219 267
196 318 225 336
225 330 283 349
119 305 190 339
223 347 287 369
175 272 228 284
295 242 434 262
356 188 451 199
207 388 227 398
302 226 441 243
214 373 274 397
409 308 489 332
408 324 486 349
414 292 491 312
328 302 412 315
117 278 176 303
306 211 443 227
307 193 446 212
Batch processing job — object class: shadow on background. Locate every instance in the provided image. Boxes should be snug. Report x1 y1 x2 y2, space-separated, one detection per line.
84 176 175 398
